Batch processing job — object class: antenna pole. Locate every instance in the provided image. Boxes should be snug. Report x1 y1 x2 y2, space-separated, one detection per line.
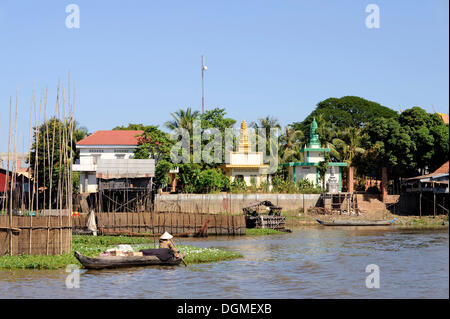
201 55 205 114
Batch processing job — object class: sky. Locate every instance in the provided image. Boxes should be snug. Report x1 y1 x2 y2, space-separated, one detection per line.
0 0 448 153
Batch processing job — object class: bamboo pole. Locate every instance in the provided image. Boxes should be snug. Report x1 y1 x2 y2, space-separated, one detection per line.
56 87 62 253
28 84 34 254
45 86 52 255
7 97 12 255
10 91 19 255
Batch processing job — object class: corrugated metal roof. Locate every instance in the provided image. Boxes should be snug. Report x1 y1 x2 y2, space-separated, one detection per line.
77 130 143 146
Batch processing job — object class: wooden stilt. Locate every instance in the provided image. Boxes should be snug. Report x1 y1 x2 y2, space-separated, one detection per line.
419 192 422 217
433 187 436 218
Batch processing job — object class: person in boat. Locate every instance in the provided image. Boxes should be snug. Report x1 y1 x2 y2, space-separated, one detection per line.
159 232 180 258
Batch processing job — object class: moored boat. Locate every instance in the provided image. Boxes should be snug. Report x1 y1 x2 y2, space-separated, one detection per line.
74 251 183 269
315 218 396 226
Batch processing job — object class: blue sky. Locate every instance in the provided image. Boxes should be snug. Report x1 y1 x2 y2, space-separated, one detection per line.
0 0 448 152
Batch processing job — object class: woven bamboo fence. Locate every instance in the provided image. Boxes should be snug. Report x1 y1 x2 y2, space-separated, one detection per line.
73 212 246 236
154 193 321 214
0 215 72 256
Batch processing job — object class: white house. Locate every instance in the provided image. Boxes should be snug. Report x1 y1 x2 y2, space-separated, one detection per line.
73 130 143 193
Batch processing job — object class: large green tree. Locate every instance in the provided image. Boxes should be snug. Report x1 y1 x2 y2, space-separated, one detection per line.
398 107 449 173
360 107 449 179
360 117 416 178
292 96 398 144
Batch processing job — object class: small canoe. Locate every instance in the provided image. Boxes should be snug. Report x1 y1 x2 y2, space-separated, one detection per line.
74 251 183 269
315 218 396 226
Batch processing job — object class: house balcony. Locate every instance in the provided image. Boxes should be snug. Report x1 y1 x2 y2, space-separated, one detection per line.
73 159 97 172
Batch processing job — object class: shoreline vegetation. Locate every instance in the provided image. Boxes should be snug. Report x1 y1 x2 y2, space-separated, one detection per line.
245 228 284 236
0 235 243 270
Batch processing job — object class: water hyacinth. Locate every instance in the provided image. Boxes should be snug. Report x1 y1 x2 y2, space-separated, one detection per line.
0 235 243 270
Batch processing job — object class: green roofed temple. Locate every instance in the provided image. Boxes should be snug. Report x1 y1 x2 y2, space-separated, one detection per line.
282 118 347 191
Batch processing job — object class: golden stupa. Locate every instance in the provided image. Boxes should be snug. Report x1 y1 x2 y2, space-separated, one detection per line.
223 120 268 186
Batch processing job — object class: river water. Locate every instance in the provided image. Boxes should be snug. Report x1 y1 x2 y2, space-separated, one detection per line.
0 227 448 299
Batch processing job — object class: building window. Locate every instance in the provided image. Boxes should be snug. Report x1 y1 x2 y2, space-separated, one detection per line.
114 149 130 153
89 149 104 153
115 154 125 159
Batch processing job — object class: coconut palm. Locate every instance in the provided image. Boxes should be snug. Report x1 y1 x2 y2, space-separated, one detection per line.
279 125 304 163
164 107 200 133
249 116 281 154
256 116 281 130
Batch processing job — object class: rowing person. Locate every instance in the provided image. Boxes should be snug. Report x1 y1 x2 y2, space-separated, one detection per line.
159 232 180 258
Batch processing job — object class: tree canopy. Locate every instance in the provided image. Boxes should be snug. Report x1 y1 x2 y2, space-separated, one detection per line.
292 96 398 143
359 107 449 178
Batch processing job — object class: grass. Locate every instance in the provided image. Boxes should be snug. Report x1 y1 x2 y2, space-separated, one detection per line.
0 235 243 270
245 228 284 236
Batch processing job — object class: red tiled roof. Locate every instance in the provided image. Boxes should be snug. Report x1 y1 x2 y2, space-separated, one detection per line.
433 161 449 174
77 130 144 146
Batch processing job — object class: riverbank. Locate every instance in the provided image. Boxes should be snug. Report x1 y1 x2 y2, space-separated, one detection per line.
0 235 243 270
284 210 449 229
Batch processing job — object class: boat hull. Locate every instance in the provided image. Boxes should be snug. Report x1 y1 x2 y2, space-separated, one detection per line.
315 218 396 226
74 251 183 269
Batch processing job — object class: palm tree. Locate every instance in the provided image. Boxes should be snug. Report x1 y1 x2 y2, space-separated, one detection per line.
331 127 366 192
249 116 281 154
256 116 281 130
279 125 304 164
164 107 200 133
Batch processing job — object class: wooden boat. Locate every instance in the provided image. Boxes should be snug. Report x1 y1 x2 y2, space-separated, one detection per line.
74 251 183 269
315 218 396 226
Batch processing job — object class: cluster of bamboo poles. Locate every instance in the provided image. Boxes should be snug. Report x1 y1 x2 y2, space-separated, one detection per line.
1 76 76 255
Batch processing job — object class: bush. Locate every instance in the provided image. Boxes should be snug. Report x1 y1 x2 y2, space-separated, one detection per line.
230 178 247 193
197 168 230 193
269 176 321 194
179 165 230 193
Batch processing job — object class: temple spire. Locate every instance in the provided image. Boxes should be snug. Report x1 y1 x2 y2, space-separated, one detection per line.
238 120 250 153
309 117 320 148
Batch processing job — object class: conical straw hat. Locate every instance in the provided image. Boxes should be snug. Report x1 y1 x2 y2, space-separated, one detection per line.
160 231 173 240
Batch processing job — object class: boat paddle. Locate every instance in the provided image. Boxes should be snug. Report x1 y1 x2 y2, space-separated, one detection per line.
170 239 188 267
